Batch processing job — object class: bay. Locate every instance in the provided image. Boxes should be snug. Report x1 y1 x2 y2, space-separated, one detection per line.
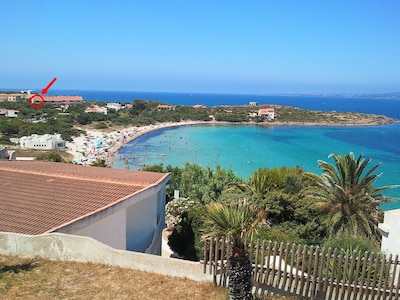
114 123 400 205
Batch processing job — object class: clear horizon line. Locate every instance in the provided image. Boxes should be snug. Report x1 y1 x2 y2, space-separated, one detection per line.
1 88 400 97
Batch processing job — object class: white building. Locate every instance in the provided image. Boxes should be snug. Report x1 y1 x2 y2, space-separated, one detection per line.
379 208 400 257
0 109 20 117
5 109 20 117
106 102 122 111
0 160 171 254
20 134 66 150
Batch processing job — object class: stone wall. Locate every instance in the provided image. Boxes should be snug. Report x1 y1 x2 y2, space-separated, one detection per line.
0 232 212 282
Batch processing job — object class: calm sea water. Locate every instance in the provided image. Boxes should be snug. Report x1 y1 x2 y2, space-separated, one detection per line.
50 90 400 208
49 89 400 119
114 123 400 205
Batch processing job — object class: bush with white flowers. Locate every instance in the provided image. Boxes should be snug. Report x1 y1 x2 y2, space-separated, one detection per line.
165 197 196 226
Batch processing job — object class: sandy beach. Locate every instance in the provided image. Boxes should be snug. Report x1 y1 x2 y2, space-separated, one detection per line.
66 121 209 166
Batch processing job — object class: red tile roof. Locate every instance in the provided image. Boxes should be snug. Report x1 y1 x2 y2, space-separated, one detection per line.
0 160 170 235
44 96 83 102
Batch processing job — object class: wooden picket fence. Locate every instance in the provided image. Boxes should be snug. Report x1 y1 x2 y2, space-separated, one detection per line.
202 237 400 300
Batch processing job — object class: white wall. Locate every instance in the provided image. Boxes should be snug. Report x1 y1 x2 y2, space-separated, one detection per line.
71 209 127 250
53 175 170 255
56 184 168 254
0 232 212 282
126 195 157 252
379 209 400 257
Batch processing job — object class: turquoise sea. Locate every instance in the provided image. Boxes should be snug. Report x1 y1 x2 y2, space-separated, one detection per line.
115 123 400 208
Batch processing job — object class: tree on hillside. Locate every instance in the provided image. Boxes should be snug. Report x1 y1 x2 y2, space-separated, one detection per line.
304 152 398 240
203 200 267 300
129 100 147 116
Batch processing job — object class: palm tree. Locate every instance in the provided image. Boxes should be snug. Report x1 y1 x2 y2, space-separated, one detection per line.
305 152 398 240
203 200 267 300
225 167 271 203
226 166 304 204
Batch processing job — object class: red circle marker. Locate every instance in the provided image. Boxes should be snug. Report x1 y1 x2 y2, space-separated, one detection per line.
30 94 45 109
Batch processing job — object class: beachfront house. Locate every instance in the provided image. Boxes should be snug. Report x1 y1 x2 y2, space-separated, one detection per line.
0 160 171 254
379 208 400 257
258 107 275 119
20 133 66 150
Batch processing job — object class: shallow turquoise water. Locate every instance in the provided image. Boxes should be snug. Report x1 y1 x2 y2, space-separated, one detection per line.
115 123 400 206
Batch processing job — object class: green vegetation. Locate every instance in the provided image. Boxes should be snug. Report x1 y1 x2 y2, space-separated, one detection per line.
1 98 393 146
144 152 396 262
304 152 398 240
203 200 266 300
36 151 65 162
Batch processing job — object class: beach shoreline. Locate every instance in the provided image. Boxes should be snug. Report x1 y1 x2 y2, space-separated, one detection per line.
66 121 211 166
66 117 396 167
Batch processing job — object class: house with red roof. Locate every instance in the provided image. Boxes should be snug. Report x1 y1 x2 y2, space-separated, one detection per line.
0 160 171 254
258 107 275 119
42 95 83 107
0 109 20 118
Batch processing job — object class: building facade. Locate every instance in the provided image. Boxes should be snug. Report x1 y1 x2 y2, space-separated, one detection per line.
41 96 83 106
20 134 66 150
258 107 275 119
0 160 171 254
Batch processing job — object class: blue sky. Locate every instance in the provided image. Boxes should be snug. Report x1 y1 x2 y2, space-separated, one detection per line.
1 1 399 94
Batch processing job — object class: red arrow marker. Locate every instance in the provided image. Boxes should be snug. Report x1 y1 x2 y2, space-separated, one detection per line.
41 77 57 95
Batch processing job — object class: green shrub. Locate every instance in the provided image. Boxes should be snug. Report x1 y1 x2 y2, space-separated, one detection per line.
94 122 108 129
323 233 380 253
36 151 64 162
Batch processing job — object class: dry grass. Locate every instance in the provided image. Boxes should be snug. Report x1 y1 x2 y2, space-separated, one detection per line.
0 255 302 300
11 149 73 161
0 255 227 300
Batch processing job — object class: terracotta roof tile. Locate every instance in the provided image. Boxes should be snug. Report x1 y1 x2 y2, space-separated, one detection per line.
0 160 170 235
44 96 83 101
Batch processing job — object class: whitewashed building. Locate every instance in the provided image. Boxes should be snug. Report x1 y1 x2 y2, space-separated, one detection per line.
106 102 122 111
20 134 66 150
379 208 400 257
